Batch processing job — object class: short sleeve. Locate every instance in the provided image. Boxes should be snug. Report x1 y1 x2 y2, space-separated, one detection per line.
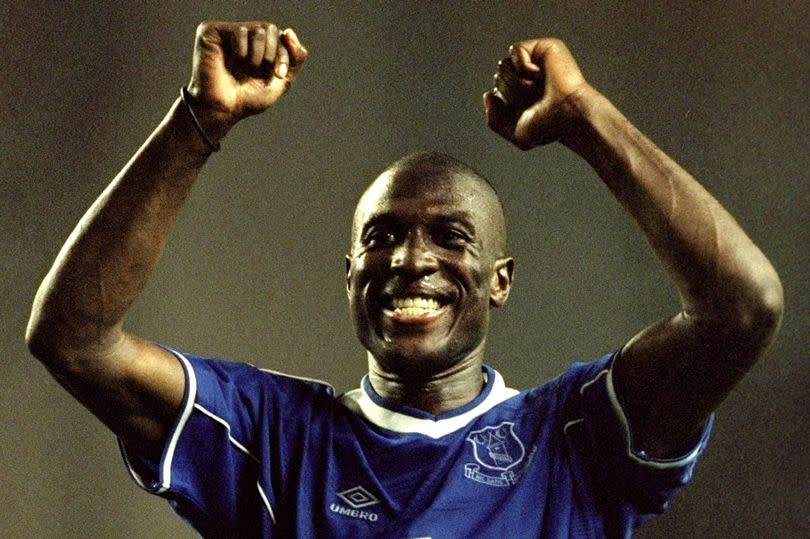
574 352 713 525
118 347 334 537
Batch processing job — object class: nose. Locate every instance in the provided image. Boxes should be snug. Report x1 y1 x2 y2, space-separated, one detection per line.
390 231 439 275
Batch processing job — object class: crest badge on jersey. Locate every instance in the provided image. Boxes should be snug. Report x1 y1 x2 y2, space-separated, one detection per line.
464 421 531 487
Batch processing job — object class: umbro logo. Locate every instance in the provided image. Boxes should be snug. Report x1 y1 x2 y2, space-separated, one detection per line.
330 485 381 522
337 485 380 508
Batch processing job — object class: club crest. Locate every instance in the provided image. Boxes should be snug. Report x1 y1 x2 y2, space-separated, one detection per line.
466 421 525 471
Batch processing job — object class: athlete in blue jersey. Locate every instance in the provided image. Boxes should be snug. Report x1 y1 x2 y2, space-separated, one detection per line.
28 19 782 538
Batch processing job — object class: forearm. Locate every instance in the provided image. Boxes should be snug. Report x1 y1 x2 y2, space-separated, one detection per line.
27 97 216 360
561 88 782 332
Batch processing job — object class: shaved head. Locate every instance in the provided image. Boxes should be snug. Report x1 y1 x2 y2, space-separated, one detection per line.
346 151 515 377
352 152 508 257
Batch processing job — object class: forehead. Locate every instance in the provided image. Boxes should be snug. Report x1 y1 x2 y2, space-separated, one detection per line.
354 167 494 227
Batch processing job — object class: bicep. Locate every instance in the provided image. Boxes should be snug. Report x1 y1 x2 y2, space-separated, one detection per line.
615 311 771 457
47 333 185 459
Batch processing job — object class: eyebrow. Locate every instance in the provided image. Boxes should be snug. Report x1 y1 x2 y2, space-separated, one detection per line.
356 211 477 248
359 210 477 239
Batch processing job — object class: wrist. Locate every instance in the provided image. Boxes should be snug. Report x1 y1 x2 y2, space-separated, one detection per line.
183 85 237 146
557 84 611 153
180 87 224 152
159 96 225 162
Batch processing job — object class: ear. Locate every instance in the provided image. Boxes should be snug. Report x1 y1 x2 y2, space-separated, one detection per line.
489 257 514 308
345 254 353 298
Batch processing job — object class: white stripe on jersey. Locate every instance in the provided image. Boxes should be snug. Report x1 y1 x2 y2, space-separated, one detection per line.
339 369 519 439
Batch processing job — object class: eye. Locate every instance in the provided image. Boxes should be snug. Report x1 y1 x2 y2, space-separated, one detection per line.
363 228 398 248
435 227 470 248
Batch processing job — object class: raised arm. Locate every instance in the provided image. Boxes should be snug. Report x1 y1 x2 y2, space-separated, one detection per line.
25 21 308 457
484 38 783 456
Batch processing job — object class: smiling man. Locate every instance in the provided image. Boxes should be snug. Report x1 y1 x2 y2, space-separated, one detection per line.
348 153 513 412
27 20 782 538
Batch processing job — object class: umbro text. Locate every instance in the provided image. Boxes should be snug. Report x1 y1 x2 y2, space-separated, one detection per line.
329 503 379 522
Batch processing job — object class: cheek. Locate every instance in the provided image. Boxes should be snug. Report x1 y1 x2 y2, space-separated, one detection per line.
349 257 384 317
457 261 497 316
348 255 374 293
347 259 366 309
451 266 492 321
461 261 493 295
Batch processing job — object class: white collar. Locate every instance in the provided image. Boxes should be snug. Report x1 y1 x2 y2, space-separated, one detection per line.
338 366 519 439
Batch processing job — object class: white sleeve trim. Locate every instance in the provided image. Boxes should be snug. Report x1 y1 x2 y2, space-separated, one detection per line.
256 481 277 524
580 366 704 470
193 403 259 463
121 349 277 525
155 349 198 493
120 348 198 494
563 418 585 433
191 402 274 523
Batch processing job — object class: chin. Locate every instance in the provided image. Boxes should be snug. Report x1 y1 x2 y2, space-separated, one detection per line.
369 339 473 379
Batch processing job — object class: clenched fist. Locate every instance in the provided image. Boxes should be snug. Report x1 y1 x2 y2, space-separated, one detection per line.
185 20 309 138
484 38 592 149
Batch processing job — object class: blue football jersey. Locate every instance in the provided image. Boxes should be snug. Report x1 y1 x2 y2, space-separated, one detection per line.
121 349 711 538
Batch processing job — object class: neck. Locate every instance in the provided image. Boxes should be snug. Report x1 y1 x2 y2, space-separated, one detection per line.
366 345 487 415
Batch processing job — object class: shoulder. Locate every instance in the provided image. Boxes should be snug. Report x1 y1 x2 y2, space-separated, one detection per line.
515 353 614 410
176 349 334 392
166 348 337 422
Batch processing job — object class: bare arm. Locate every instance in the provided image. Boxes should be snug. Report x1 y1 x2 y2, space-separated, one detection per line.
26 21 308 458
485 39 783 456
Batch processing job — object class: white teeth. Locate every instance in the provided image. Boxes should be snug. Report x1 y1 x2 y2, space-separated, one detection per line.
397 307 433 316
391 297 440 310
390 297 441 316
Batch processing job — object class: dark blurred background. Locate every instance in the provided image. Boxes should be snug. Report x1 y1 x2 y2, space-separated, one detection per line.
2 1 808 537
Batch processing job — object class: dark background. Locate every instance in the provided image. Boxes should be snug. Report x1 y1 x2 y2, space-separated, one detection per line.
2 1 808 537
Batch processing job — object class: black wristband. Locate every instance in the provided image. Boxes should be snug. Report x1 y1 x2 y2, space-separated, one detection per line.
180 86 221 152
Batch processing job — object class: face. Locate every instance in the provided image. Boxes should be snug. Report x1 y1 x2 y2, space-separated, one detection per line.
346 164 513 378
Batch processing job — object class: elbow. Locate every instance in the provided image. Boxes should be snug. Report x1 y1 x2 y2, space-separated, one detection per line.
26 307 83 370
27 292 123 376
27 306 124 374
728 266 784 347
26 286 61 364
752 271 784 339
25 314 61 366
26 310 46 359
693 263 784 351
26 317 96 383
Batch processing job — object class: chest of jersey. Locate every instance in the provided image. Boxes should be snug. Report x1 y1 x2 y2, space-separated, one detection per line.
276 393 600 538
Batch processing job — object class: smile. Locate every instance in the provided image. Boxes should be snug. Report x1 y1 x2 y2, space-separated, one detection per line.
384 296 448 320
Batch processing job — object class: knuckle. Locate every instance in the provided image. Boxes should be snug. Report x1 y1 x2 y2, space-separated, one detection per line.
544 37 566 53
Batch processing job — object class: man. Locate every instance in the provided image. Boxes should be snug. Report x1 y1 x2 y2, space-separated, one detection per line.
26 19 782 538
